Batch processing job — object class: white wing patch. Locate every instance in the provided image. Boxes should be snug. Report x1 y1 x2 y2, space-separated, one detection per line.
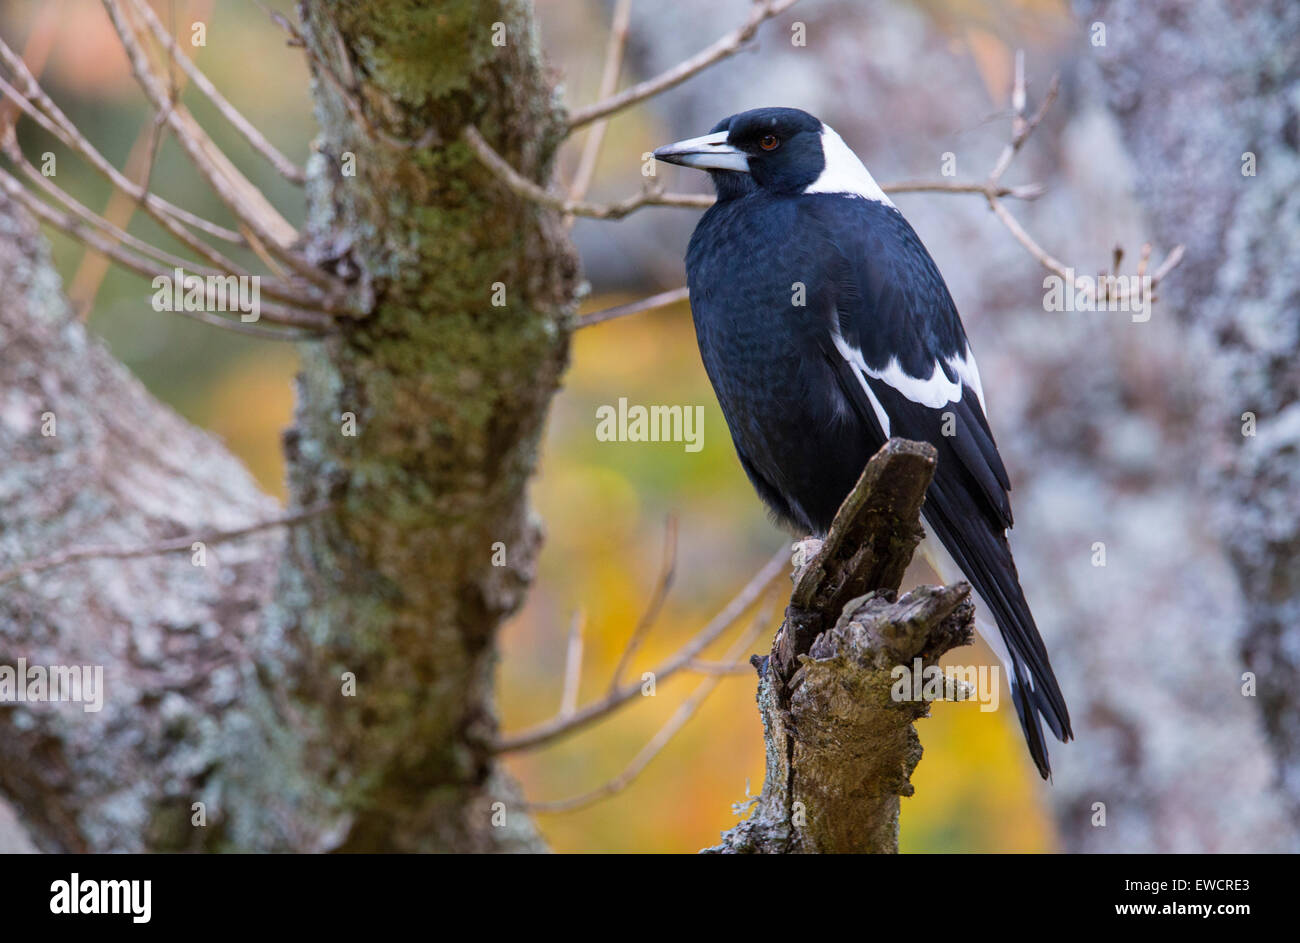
830 326 891 436
833 330 989 423
946 344 987 414
873 357 963 409
803 124 896 207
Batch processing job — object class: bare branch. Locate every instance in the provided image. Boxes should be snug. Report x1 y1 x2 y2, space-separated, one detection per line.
577 286 690 329
608 513 679 693
565 0 632 227
0 53 246 249
100 0 341 294
0 167 333 335
988 70 1060 186
567 0 801 132
524 595 776 814
884 179 1045 200
464 125 711 219
127 0 306 185
684 659 753 676
494 545 790 754
978 64 1185 304
0 504 331 586
0 133 336 313
560 610 586 718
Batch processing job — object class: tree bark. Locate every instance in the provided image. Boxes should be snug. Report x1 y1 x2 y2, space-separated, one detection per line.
1063 0 1300 847
0 0 577 852
707 441 975 854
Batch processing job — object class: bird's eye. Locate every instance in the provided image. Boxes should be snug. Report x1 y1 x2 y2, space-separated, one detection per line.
759 134 780 151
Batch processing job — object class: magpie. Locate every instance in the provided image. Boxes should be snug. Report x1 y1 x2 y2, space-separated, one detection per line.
654 107 1072 778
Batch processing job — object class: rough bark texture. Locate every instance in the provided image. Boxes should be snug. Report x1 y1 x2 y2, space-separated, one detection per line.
1059 0 1300 848
707 441 975 854
0 188 280 852
0 0 577 852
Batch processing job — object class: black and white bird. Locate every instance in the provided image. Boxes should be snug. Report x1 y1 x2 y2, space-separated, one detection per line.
654 107 1071 778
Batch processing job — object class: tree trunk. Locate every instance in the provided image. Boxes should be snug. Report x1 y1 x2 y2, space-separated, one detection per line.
1046 0 1300 850
0 0 577 852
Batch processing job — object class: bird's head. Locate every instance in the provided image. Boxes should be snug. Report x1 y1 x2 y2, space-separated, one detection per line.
654 107 842 200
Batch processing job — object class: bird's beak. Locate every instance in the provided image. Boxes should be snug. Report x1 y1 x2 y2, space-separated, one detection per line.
653 131 750 173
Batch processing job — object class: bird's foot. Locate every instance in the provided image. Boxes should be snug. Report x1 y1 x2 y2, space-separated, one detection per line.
790 536 824 570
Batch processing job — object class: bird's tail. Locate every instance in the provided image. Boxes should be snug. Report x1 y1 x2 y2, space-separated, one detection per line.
919 528 1072 779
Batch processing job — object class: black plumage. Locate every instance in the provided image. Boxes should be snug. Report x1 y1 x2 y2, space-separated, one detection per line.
656 107 1072 777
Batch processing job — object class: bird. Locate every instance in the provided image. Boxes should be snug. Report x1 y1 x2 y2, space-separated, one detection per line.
654 107 1071 778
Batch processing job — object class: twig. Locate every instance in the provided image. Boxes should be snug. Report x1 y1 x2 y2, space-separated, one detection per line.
465 125 711 219
978 59 1185 305
608 513 678 693
884 179 1045 200
0 54 246 249
128 0 306 184
560 610 586 718
0 167 333 335
683 659 752 676
0 503 331 586
472 125 1043 230
567 0 801 132
564 0 632 227
256 0 437 151
494 545 789 754
524 594 776 814
100 0 339 293
0 133 333 313
577 286 690 329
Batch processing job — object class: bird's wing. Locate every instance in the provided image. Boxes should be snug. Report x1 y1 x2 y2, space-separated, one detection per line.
809 198 1072 777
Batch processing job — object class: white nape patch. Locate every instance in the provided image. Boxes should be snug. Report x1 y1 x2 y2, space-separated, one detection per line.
830 325 892 436
804 124 896 206
946 343 987 413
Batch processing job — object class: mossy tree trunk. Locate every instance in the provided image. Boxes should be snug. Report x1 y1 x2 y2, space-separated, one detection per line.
0 0 576 852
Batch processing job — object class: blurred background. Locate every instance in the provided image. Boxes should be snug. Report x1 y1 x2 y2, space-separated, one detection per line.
2 0 1292 853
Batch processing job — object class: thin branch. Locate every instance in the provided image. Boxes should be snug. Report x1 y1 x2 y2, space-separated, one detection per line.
884 178 1045 200
100 0 340 294
608 513 678 694
987 69 1060 186
0 133 335 313
0 167 333 336
564 0 632 227
128 0 306 185
0 54 247 249
567 0 801 132
0 503 331 586
577 286 690 329
684 659 752 676
471 127 1042 231
464 124 711 219
255 0 438 151
524 595 775 814
560 610 586 718
978 61 1185 304
494 545 790 754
